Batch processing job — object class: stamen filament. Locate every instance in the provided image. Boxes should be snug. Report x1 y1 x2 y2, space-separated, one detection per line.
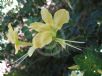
65 40 85 44
66 43 82 51
12 53 28 68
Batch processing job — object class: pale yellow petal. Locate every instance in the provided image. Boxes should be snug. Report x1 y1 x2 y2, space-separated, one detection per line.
41 8 53 26
8 23 13 33
19 41 32 46
7 23 17 43
14 31 19 42
15 44 20 54
7 23 14 43
30 22 50 32
32 31 52 48
54 9 69 30
7 33 14 43
7 23 20 54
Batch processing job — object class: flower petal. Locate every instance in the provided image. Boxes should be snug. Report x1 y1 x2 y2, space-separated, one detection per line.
30 22 50 32
41 8 53 26
7 23 15 43
54 9 69 30
15 40 32 54
15 44 20 54
32 31 52 48
7 23 18 43
19 41 32 46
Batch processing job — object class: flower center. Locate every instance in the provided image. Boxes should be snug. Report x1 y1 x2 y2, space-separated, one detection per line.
50 28 57 41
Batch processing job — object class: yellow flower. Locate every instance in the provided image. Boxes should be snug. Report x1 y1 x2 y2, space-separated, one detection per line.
7 23 32 54
30 8 69 49
28 8 84 57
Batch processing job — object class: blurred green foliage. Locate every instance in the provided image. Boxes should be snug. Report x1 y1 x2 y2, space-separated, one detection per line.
74 47 102 76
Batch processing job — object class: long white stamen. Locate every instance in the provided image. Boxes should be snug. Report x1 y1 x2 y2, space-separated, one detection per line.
65 40 85 44
12 53 28 68
66 43 82 51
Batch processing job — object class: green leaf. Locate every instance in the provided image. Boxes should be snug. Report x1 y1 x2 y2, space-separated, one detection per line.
21 26 32 41
68 65 80 70
74 48 102 76
84 70 100 76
